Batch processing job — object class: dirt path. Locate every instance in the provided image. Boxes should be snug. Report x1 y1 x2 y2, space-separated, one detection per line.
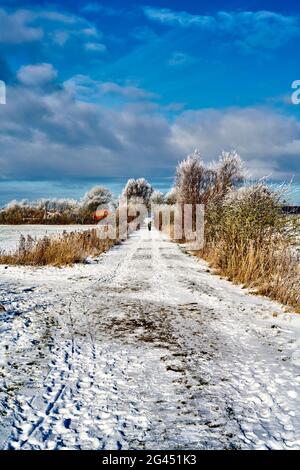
0 227 300 449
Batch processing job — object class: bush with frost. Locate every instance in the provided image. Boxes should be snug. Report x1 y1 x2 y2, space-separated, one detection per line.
36 198 79 213
122 178 153 207
175 149 243 206
164 187 177 205
81 187 113 212
202 183 300 311
150 191 165 205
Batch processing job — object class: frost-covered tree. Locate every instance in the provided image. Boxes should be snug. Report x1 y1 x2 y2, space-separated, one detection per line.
5 199 30 211
35 198 78 213
81 186 113 212
165 187 177 205
175 149 244 206
122 178 153 207
215 150 244 191
52 199 78 212
1 199 37 224
35 199 52 217
150 191 165 205
175 150 215 205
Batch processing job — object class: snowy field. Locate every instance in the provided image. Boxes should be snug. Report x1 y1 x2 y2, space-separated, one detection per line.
0 225 95 252
0 227 300 450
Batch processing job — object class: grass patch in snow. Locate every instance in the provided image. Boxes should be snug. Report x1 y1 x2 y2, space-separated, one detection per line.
0 229 118 266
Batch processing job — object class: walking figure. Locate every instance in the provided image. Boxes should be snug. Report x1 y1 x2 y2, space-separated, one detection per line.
148 221 152 231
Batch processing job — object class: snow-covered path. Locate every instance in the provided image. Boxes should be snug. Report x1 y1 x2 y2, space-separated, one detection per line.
0 227 300 450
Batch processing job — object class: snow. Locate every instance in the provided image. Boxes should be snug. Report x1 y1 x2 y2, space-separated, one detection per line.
0 226 300 450
0 225 95 252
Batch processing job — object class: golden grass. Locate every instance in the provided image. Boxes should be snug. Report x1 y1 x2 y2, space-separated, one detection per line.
163 183 300 312
0 229 118 267
201 239 300 313
199 185 300 312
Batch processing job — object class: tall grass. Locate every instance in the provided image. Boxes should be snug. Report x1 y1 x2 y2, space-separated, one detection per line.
173 150 300 312
201 184 300 312
0 230 118 267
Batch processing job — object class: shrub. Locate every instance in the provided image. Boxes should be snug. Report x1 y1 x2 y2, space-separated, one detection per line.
0 188 114 225
81 187 113 212
122 178 153 207
165 187 177 205
150 191 165 205
201 183 300 311
170 150 300 311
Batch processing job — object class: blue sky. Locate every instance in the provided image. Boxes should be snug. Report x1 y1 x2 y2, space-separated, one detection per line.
0 0 300 181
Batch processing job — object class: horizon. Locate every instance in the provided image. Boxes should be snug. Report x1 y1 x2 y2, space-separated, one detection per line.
0 176 300 208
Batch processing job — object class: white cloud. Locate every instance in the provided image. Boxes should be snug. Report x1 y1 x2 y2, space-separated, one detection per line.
17 63 58 86
100 82 158 100
63 75 158 101
0 6 104 48
38 10 79 24
63 74 97 97
52 30 69 46
0 8 43 44
143 6 214 28
171 107 300 179
85 42 107 52
1 76 300 180
81 3 119 16
144 7 300 50
0 83 172 179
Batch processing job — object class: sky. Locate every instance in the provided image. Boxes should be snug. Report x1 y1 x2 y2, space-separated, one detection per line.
0 0 300 182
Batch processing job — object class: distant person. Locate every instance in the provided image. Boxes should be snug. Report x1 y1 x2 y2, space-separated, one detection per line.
148 221 152 231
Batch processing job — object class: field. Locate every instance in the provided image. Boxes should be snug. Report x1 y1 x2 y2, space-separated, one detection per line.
0 225 95 252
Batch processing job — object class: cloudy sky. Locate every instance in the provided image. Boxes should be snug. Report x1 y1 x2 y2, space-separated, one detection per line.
0 0 300 181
